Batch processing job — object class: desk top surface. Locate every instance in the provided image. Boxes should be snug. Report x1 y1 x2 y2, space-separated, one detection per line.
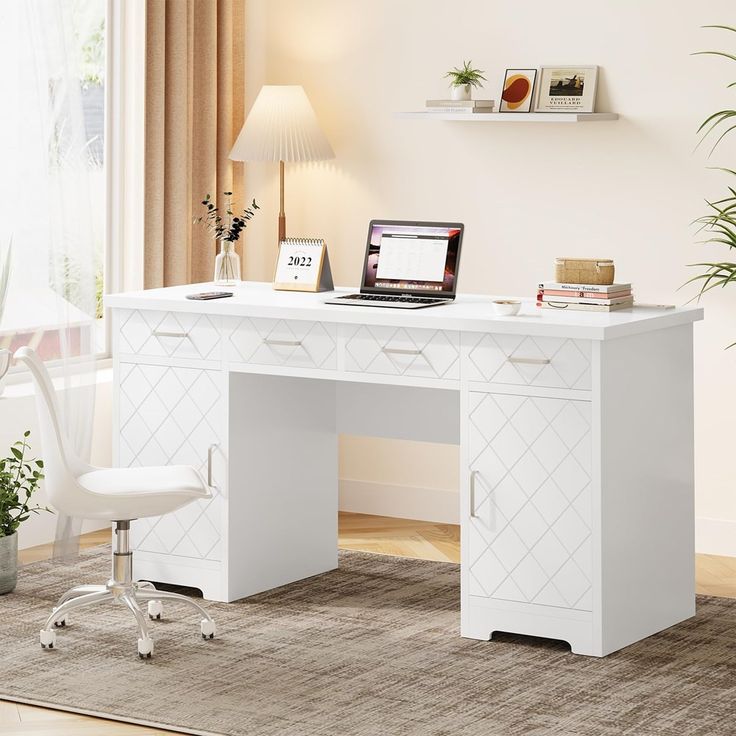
106 282 703 340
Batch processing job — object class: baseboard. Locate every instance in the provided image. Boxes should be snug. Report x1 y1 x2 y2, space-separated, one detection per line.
696 517 736 557
339 479 459 524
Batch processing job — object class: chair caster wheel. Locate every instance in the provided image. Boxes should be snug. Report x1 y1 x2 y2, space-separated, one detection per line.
147 600 163 620
40 630 56 649
137 637 154 659
200 619 216 640
52 608 68 627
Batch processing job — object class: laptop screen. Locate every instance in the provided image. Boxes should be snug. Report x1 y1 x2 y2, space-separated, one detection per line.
360 220 463 297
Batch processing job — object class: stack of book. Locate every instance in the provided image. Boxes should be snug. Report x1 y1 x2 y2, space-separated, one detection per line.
425 99 495 114
537 282 634 312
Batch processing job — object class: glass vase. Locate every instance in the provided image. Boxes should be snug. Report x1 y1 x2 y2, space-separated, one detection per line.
214 241 241 286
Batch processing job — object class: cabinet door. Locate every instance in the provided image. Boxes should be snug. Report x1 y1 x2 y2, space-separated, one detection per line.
118 362 225 562
466 391 593 611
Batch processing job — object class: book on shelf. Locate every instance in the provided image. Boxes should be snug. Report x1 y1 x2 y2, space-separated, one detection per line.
423 107 495 114
538 281 632 294
538 299 634 313
537 293 634 307
540 288 632 299
426 99 494 109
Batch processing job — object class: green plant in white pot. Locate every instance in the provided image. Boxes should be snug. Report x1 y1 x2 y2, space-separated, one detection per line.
445 60 487 101
0 431 47 594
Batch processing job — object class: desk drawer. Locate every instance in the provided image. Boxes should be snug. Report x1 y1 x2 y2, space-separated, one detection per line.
225 317 337 370
466 334 592 391
117 309 221 362
344 325 460 380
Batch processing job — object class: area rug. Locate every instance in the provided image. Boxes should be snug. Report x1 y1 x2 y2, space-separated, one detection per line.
1 547 735 736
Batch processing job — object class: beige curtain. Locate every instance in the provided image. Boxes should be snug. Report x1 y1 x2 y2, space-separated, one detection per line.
144 0 245 288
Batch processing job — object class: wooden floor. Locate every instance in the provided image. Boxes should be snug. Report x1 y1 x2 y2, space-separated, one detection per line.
2 511 736 735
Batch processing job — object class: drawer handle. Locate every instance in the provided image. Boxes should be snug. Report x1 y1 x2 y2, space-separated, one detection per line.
207 443 219 490
263 338 302 347
381 347 423 356
153 330 190 339
470 470 479 518
507 356 551 365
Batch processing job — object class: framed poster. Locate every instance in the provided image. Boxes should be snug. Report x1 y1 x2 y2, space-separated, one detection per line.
499 69 537 113
535 66 598 113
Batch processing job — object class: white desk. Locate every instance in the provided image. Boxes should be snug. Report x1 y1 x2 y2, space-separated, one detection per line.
107 282 702 656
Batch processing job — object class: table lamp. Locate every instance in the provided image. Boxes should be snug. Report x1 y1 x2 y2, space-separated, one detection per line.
229 85 335 246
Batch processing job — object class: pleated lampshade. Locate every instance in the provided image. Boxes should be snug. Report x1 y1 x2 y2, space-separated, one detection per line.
229 85 334 162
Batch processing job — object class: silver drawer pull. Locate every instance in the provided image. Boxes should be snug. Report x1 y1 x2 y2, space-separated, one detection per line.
153 330 189 339
507 356 551 365
207 443 219 489
263 338 302 347
381 347 423 356
470 470 479 518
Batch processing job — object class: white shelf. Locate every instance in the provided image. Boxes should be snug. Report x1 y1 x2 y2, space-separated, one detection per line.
397 111 619 123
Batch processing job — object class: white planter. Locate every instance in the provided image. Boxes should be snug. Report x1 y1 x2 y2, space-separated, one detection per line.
450 84 471 101
0 532 18 594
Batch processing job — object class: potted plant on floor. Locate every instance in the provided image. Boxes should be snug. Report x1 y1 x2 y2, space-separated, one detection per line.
687 25 736 325
445 60 487 101
0 431 47 594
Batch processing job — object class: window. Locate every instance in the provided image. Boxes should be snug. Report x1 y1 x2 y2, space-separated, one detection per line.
0 1 107 364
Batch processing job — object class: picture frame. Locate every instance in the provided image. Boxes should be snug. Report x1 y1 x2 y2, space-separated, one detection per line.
534 66 598 113
499 69 538 113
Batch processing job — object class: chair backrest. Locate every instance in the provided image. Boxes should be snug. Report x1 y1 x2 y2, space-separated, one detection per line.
14 347 89 514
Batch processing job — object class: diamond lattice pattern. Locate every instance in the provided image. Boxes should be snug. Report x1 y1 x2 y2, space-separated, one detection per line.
468 392 593 611
119 363 224 561
467 334 591 390
118 310 220 361
345 325 460 379
225 317 337 369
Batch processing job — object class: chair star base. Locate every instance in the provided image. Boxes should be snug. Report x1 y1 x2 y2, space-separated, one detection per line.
39 521 216 659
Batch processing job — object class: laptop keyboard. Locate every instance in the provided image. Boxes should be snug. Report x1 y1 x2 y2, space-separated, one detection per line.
335 294 445 305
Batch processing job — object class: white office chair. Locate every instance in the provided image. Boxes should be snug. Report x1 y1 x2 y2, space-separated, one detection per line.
15 347 216 659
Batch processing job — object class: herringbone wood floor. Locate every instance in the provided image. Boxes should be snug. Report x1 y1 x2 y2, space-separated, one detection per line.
1 512 734 735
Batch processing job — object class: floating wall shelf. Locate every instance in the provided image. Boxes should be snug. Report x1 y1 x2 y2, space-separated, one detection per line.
397 112 619 123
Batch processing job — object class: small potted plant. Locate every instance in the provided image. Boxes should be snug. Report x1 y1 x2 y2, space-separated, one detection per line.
445 60 487 101
194 193 260 286
0 432 47 594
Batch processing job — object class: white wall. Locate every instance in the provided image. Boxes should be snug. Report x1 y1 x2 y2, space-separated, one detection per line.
243 0 736 549
0 377 111 550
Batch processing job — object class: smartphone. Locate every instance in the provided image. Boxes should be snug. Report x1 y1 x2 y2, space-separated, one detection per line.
185 292 234 301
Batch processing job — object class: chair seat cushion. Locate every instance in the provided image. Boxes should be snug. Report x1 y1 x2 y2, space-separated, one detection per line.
75 466 211 520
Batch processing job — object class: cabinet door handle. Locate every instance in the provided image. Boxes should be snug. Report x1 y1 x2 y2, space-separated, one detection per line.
381 347 423 356
507 356 551 365
153 330 189 339
263 338 302 347
207 443 219 489
470 470 479 518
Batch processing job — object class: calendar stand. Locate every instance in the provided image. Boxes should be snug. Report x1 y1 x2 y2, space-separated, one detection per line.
273 239 334 293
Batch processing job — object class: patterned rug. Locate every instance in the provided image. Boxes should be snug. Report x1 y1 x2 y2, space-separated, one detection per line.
0 545 735 736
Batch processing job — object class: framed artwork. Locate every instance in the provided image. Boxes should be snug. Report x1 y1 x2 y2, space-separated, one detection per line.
534 66 598 113
499 69 537 113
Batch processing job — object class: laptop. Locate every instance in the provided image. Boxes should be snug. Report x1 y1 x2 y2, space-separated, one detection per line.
325 219 464 309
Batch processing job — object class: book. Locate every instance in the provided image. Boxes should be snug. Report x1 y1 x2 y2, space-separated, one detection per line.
537 293 634 307
539 288 632 299
423 107 495 114
426 99 494 108
538 300 634 312
538 281 632 294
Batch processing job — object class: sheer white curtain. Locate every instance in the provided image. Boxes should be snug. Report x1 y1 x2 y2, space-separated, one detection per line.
0 1 101 559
